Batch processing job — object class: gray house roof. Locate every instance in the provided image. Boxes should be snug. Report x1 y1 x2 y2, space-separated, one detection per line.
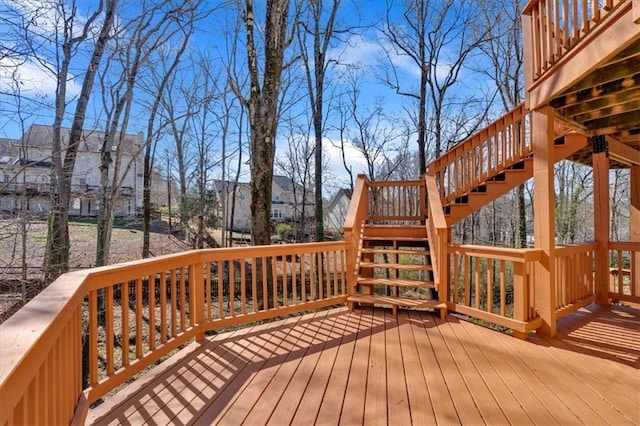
18 124 143 155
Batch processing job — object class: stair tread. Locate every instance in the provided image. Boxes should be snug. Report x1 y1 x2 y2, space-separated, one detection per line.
347 294 446 309
359 261 433 271
361 248 430 255
357 277 436 288
364 236 428 241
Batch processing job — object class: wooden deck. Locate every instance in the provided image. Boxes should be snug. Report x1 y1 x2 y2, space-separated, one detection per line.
88 304 640 425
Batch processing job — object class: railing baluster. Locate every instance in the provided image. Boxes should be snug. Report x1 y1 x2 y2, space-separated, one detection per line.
229 260 235 315
106 285 114 375
252 257 258 312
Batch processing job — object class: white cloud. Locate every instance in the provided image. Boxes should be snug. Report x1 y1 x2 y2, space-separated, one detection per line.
0 57 82 100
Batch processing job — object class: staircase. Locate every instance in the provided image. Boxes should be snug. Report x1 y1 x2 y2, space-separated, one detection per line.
346 222 447 317
344 105 590 319
429 105 589 225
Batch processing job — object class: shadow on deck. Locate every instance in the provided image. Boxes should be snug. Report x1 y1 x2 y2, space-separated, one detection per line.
88 304 639 425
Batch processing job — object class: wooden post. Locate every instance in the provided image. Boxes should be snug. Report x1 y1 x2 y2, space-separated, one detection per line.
190 259 205 343
513 262 527 340
532 107 557 337
593 136 610 305
631 165 640 296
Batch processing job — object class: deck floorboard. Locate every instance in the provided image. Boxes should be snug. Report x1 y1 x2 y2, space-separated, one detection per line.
88 304 640 426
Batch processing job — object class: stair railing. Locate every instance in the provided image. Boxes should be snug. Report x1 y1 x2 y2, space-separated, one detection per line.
425 174 449 302
344 175 370 294
427 103 532 207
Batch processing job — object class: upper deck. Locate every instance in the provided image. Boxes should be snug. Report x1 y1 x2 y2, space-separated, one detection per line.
523 0 640 163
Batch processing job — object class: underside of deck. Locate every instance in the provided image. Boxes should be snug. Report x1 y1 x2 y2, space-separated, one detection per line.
88 304 639 425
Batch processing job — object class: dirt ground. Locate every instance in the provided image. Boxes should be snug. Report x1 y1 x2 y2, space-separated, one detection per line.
0 218 194 321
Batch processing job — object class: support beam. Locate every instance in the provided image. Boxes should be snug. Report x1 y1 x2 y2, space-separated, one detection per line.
592 136 610 305
631 165 640 297
532 107 557 337
608 137 640 166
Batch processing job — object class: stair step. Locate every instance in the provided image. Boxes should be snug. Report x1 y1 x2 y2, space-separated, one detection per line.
470 185 487 193
362 224 427 239
361 248 430 256
347 295 447 316
364 236 429 242
359 262 432 271
357 277 436 288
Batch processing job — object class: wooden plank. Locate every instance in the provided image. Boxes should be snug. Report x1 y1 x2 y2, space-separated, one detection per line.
338 308 374 425
245 311 332 425
442 316 535 424
454 318 580 424
209 314 318 424
363 310 389 425
432 315 510 424
314 311 363 424
288 311 355 425
418 311 483 423
384 309 412 426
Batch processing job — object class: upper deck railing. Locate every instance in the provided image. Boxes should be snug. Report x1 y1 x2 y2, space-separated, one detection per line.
523 0 627 81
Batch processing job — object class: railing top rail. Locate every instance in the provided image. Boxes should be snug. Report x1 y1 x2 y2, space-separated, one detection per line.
426 103 527 174
555 242 600 255
448 244 543 263
366 179 424 187
608 241 640 250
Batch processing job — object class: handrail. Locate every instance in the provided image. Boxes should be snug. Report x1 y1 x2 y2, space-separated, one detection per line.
426 103 531 207
522 0 627 80
0 242 349 425
343 175 369 294
425 175 448 295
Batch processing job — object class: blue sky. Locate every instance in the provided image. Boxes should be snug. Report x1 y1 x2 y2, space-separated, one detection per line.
0 0 498 193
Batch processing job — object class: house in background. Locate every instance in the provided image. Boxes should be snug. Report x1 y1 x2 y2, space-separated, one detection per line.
324 187 352 233
0 124 144 216
213 175 314 233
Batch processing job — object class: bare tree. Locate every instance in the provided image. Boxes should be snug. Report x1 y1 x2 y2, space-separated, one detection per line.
231 0 294 246
382 0 491 168
340 68 406 181
140 23 194 257
94 0 200 266
296 0 343 242
42 0 118 280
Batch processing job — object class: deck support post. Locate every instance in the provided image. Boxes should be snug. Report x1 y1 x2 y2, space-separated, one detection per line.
531 107 557 337
593 138 610 305
631 165 640 296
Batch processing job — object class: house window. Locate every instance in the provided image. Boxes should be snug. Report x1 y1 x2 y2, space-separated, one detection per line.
271 209 283 219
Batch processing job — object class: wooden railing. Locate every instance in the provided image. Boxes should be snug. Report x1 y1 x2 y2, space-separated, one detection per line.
427 103 531 206
555 243 597 317
446 245 543 337
609 241 640 303
366 179 426 222
344 175 369 293
425 175 448 299
523 0 626 79
0 243 348 425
